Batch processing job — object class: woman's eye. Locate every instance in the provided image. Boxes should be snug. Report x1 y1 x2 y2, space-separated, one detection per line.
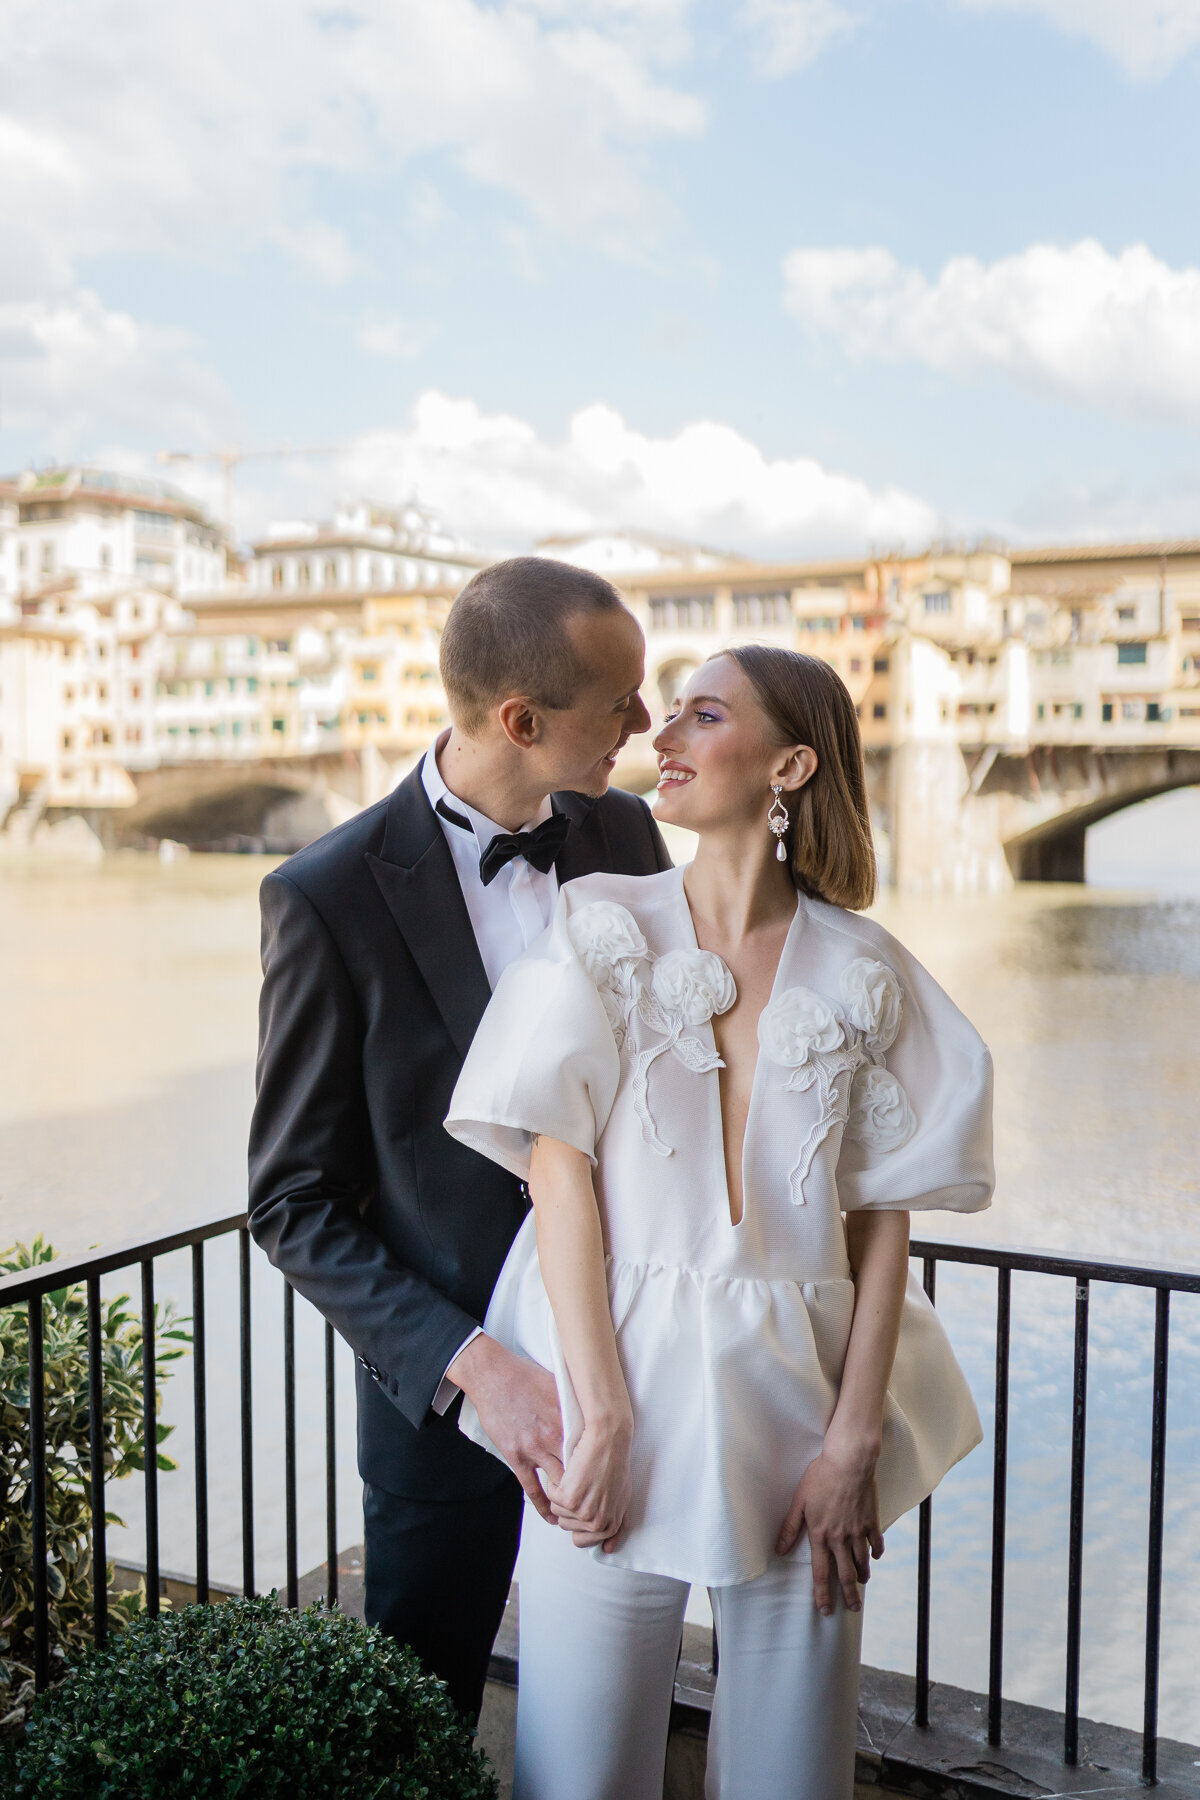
696 710 719 724
662 710 679 724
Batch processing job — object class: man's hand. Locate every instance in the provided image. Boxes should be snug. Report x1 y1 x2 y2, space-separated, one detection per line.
447 1334 563 1522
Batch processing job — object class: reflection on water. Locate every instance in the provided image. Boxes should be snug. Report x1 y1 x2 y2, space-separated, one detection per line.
1 845 1198 1742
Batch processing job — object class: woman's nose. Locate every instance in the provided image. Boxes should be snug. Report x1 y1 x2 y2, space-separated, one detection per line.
652 714 680 755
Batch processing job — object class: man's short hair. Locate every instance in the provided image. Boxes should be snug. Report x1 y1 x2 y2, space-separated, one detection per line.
439 556 627 734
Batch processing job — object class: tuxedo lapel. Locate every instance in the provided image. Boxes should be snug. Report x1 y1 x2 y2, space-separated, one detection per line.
552 789 609 885
366 766 492 1061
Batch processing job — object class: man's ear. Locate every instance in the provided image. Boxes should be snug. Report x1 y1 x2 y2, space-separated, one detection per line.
496 696 543 749
773 745 817 792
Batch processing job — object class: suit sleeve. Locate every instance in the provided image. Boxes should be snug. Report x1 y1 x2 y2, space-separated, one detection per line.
248 870 481 1430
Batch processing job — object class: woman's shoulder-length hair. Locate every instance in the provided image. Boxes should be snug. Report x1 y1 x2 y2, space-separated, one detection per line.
725 644 877 911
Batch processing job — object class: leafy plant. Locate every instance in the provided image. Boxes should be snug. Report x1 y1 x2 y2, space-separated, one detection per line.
7 1594 497 1798
0 1236 190 1738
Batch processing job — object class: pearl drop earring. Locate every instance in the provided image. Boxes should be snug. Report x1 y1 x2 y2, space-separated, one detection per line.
767 785 789 861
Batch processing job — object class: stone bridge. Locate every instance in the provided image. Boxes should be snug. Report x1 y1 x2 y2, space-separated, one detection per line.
879 742 1200 891
114 746 417 850
113 738 1200 888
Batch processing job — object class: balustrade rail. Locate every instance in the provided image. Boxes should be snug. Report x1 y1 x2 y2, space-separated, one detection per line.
3 1220 1198 1786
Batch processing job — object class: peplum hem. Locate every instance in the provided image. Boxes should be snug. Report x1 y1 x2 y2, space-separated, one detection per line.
459 1215 983 1588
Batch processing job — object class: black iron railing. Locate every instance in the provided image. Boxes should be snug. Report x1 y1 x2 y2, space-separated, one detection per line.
2 1214 339 1689
907 1237 1199 1786
3 1220 1197 1785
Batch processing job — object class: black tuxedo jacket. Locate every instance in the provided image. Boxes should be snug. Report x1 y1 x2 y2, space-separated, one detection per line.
247 764 671 1500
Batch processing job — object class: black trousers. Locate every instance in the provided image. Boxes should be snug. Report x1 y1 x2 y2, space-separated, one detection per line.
363 1474 524 1725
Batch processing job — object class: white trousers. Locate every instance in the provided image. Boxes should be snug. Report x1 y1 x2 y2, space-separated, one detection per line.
514 1504 863 1800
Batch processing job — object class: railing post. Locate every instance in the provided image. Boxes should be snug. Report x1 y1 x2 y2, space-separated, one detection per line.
915 1255 937 1728
1064 1277 1089 1766
86 1274 108 1649
325 1319 338 1607
192 1241 209 1606
987 1266 1011 1746
283 1280 298 1610
27 1294 50 1692
141 1259 160 1618
239 1226 255 1598
1142 1289 1170 1786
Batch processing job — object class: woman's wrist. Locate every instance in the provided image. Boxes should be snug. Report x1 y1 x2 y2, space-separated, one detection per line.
822 1416 882 1472
583 1404 634 1443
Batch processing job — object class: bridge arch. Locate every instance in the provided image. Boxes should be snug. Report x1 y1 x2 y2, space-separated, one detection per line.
994 754 1200 882
118 757 366 851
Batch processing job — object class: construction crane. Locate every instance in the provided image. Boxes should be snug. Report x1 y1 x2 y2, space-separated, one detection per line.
157 443 342 540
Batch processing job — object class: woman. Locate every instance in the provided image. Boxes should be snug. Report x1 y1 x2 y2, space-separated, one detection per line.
446 647 994 1800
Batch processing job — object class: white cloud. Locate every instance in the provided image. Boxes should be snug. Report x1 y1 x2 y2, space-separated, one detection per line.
0 1 706 455
740 0 859 75
737 1 1200 79
0 291 237 453
334 389 939 556
954 1 1200 80
269 222 361 287
783 238 1200 422
0 0 706 311
357 317 429 360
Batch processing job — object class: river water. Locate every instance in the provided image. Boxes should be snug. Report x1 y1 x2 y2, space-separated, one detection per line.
2 791 1198 1744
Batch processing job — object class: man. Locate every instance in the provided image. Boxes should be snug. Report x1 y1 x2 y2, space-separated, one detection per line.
248 556 669 1721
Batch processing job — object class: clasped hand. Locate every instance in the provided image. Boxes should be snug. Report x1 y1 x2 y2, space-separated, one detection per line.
776 1443 885 1615
546 1419 632 1553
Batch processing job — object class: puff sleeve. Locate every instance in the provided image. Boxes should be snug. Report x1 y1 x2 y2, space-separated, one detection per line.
835 940 995 1216
444 892 623 1181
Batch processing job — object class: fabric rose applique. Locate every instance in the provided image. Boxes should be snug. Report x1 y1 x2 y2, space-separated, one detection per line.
567 902 648 1051
758 956 915 1203
840 957 903 1052
568 902 736 1155
846 1064 915 1150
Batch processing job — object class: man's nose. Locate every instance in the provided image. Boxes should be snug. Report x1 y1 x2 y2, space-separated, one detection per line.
629 690 653 735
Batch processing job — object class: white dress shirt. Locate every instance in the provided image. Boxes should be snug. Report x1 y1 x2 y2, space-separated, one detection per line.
421 739 560 991
421 738 562 1413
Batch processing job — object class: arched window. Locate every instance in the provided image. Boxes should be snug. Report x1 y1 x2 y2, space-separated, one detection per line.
297 560 311 588
323 559 339 587
271 561 284 589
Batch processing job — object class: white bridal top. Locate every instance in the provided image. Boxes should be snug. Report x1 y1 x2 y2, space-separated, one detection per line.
445 867 995 1588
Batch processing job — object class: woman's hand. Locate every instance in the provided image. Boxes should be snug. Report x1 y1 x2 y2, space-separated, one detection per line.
546 1416 633 1553
776 1435 885 1615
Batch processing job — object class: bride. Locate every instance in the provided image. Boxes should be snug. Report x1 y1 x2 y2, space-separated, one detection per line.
446 645 994 1800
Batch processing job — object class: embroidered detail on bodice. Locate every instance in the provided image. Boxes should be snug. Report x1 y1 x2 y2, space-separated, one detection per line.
567 903 735 1155
567 901 648 1051
759 955 916 1204
567 903 917 1182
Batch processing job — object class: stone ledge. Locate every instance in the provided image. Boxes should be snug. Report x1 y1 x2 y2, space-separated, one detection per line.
115 1557 1200 1800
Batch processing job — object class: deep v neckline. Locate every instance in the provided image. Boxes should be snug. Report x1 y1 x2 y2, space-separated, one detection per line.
673 872 805 1230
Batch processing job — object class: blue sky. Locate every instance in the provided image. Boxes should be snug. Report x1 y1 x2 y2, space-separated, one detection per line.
2 1 1199 554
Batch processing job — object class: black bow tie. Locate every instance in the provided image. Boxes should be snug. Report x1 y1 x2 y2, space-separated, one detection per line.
437 797 573 886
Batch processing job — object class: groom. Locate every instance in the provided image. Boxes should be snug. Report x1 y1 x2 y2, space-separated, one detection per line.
247 556 669 1722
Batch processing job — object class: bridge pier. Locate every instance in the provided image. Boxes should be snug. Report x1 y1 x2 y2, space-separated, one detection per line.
887 742 1014 895
1007 825 1087 884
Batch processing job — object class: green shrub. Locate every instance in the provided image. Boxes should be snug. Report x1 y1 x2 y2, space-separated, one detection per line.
0 1237 189 1735
7 1594 497 1799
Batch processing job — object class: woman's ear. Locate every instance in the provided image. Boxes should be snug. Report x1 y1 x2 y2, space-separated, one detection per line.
773 745 818 793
